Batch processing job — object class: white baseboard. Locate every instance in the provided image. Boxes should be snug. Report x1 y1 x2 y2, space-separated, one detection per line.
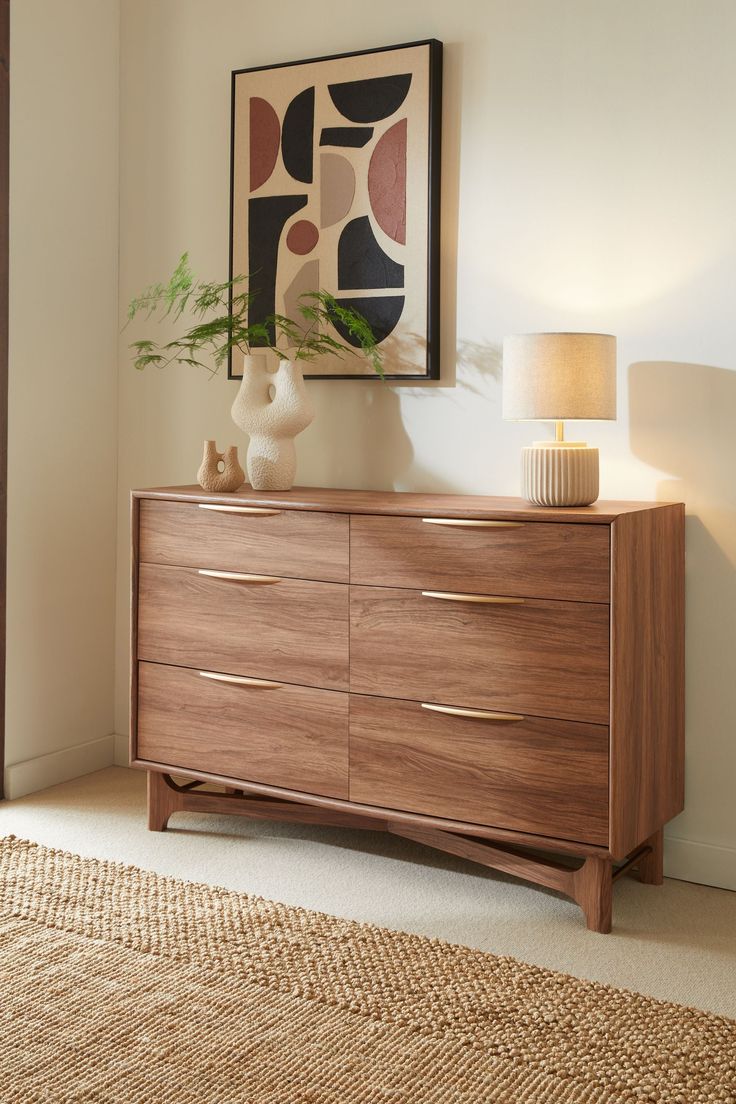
664 835 736 891
114 732 129 766
4 734 116 800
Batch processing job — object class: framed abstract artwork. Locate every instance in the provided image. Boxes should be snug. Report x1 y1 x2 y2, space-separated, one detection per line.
229 39 442 380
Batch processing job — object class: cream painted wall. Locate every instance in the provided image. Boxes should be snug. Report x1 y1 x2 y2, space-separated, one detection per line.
116 0 736 886
5 0 120 796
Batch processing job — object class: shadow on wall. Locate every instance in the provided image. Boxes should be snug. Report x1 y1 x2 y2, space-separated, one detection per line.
302 381 415 489
629 362 736 842
300 334 501 492
456 339 502 396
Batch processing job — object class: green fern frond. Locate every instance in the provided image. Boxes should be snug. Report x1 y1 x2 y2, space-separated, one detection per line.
127 255 384 377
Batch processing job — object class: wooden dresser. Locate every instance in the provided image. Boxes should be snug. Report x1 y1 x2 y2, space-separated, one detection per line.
130 485 685 932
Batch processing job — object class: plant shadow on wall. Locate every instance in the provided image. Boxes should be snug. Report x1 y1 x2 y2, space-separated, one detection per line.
304 338 501 492
300 329 425 491
305 371 414 490
456 340 503 398
629 361 736 838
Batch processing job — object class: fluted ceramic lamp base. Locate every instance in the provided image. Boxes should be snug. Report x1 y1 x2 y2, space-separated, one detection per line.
521 442 599 507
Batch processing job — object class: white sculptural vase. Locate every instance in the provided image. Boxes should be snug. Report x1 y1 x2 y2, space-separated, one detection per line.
231 354 315 491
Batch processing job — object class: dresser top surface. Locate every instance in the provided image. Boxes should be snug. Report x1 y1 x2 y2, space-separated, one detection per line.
133 485 682 524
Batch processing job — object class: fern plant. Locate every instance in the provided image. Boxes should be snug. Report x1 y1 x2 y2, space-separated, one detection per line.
128 253 384 377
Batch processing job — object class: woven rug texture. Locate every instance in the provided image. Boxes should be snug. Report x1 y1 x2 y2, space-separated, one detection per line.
0 836 733 1103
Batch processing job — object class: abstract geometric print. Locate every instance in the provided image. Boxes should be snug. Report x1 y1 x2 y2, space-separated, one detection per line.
230 41 442 379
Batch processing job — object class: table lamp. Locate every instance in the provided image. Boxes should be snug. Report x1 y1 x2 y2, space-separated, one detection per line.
502 332 617 507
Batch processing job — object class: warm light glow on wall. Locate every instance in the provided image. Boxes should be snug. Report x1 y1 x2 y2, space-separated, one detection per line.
491 221 730 314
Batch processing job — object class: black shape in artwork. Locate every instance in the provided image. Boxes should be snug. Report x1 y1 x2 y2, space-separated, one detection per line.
319 127 374 148
338 216 404 290
332 295 405 346
248 194 308 343
328 74 412 123
282 87 315 183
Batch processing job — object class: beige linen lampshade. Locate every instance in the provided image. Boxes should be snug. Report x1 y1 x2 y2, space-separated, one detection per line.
502 333 617 507
503 333 616 422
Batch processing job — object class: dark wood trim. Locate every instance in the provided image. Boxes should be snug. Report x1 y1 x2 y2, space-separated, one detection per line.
0 0 9 798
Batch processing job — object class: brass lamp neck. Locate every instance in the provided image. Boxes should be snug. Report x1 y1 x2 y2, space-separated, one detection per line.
555 420 565 443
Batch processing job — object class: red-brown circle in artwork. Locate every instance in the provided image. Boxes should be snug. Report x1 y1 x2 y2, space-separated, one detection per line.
249 97 280 192
286 220 320 255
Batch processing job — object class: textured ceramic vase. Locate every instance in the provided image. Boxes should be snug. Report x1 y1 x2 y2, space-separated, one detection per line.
231 354 315 491
197 440 245 493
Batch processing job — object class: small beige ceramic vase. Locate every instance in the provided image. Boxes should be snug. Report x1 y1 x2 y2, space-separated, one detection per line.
197 441 245 493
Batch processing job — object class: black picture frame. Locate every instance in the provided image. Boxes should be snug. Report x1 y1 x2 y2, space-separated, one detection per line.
228 39 443 381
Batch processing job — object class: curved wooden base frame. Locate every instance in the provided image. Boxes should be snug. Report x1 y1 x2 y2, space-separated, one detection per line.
147 771 664 934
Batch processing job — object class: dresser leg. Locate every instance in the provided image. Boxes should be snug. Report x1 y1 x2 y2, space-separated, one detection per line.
637 829 664 885
147 771 180 831
572 856 613 933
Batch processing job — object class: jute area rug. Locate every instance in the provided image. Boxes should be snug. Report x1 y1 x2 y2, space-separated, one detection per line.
0 838 733 1103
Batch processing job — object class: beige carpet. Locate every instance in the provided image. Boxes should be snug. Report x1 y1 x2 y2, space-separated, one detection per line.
0 836 733 1103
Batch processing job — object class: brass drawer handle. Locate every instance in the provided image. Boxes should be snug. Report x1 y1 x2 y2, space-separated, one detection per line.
199 671 283 689
422 703 525 722
422 518 524 529
421 591 525 604
198 504 281 516
198 569 281 584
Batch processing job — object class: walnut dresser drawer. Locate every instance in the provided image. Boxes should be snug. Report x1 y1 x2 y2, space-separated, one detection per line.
349 584 610 724
139 498 349 583
349 694 609 845
138 662 348 799
131 486 685 934
350 514 610 603
137 562 349 691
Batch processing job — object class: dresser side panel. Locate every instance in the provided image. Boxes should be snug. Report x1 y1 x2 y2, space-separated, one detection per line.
610 504 685 858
